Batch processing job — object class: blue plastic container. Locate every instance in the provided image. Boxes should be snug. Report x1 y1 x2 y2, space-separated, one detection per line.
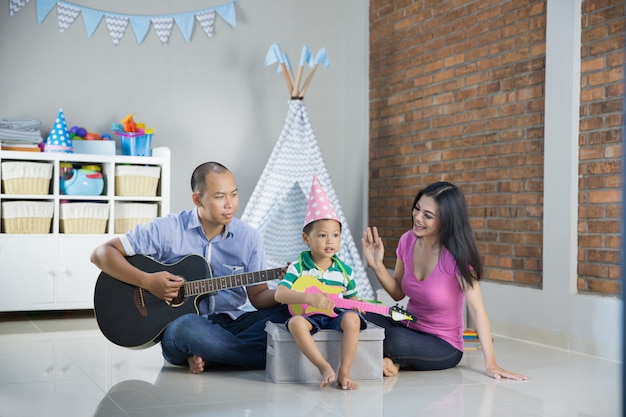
117 132 152 156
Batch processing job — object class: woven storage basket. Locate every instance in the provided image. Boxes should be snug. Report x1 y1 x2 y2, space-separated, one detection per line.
114 202 158 233
1 161 53 194
1 201 53 233
115 165 160 196
60 202 109 234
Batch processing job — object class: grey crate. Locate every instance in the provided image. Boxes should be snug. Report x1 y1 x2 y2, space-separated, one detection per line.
265 321 384 383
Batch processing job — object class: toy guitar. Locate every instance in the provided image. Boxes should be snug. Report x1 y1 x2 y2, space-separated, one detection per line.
94 254 283 349
287 275 416 323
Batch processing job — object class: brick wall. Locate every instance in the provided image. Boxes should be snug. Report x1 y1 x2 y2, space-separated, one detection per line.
578 0 624 295
369 0 624 296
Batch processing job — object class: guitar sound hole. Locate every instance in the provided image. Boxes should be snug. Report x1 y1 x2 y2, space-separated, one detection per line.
171 287 185 306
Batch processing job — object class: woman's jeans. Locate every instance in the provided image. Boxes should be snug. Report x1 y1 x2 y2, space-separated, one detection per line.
365 312 463 371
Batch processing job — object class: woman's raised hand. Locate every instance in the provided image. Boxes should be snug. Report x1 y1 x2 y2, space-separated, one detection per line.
362 226 385 268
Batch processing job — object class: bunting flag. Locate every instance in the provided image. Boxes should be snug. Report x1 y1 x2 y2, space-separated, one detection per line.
8 0 238 46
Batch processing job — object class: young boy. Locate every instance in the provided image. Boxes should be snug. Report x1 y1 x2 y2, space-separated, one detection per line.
274 175 366 390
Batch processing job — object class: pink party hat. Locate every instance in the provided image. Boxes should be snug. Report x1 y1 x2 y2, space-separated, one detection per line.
44 109 73 153
304 175 340 228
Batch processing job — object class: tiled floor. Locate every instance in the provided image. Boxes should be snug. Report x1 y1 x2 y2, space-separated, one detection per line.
0 310 621 417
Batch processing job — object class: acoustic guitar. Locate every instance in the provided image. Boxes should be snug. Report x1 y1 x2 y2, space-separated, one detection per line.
287 275 416 323
93 254 282 349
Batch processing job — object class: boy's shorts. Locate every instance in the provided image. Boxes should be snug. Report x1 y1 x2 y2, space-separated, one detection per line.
286 309 367 335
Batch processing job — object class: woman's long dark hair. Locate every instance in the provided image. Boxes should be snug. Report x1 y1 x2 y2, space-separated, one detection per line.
412 182 483 288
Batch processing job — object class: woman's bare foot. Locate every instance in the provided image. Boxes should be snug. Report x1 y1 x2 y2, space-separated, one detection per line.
188 355 205 374
337 371 358 390
319 365 336 388
382 357 400 377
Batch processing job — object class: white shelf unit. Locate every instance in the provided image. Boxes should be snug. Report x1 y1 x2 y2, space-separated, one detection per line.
0 147 170 311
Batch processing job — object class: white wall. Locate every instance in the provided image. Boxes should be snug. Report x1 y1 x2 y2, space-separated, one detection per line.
0 0 369 249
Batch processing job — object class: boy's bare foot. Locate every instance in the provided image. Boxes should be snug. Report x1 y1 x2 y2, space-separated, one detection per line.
337 371 358 390
188 355 206 374
382 357 400 377
319 365 336 388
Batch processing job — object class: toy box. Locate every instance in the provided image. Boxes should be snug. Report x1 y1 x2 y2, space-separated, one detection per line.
264 321 384 383
71 140 116 155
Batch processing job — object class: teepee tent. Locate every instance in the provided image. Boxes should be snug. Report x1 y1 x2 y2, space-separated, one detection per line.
242 100 372 299
242 45 372 298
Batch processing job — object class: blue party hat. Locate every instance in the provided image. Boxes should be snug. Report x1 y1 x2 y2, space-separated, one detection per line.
44 109 73 153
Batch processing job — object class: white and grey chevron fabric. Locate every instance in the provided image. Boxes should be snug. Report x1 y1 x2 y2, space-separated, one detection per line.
241 100 373 299
151 17 174 46
105 15 128 46
57 3 79 33
195 11 216 38
9 0 29 16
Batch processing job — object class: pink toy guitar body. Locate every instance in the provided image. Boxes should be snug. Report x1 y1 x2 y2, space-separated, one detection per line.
288 275 415 322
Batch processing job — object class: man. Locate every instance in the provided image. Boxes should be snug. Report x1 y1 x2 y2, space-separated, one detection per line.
91 161 290 373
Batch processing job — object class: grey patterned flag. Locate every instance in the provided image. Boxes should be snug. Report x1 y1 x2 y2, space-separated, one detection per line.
57 3 79 33
195 10 216 38
9 0 29 16
105 15 128 46
151 17 174 46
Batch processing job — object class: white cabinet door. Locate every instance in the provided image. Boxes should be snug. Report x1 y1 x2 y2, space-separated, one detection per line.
0 236 55 306
56 235 109 305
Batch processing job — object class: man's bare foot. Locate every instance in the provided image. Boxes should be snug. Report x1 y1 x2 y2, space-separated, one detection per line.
319 365 336 388
337 371 358 390
188 355 205 374
383 357 400 377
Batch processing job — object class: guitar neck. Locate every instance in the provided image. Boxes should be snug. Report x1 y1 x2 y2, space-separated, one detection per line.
328 294 390 316
184 267 283 297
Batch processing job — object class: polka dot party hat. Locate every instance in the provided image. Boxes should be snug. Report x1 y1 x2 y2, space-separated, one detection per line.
44 109 73 153
304 175 340 228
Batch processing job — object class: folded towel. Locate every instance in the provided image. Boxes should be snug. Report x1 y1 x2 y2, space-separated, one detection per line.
0 119 43 143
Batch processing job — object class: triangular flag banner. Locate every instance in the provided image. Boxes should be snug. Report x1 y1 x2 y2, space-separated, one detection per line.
151 17 174 46
9 0 30 16
36 0 55 24
20 0 238 45
81 8 103 38
129 16 151 44
214 2 236 27
57 3 79 33
105 15 128 46
44 109 73 153
241 100 374 300
195 11 216 38
174 13 195 43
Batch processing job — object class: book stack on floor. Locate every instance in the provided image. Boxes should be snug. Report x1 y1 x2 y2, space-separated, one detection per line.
463 329 481 351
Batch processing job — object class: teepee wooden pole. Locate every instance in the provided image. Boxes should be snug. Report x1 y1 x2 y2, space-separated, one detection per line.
292 65 304 97
298 65 318 98
280 62 294 95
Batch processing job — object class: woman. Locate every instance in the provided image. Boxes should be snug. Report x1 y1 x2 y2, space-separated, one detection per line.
362 182 526 380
